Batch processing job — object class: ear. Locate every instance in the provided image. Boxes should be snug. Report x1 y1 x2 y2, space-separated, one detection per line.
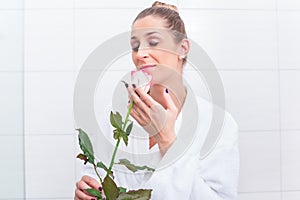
178 38 190 57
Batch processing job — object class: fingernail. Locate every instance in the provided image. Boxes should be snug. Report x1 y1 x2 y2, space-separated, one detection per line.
121 80 128 88
132 84 136 88
98 186 102 191
165 88 168 93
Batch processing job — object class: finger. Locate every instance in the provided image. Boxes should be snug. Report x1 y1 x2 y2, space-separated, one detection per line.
75 188 93 200
74 196 82 200
74 195 81 200
77 180 91 194
82 175 101 189
137 105 151 124
77 180 103 200
162 88 178 113
134 87 156 108
130 105 147 125
127 87 150 113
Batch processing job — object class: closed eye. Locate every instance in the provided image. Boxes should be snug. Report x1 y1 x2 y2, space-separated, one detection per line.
149 41 159 47
132 45 139 51
131 41 140 52
148 37 160 47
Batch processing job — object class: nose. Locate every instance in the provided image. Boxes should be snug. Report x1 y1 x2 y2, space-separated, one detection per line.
136 48 149 61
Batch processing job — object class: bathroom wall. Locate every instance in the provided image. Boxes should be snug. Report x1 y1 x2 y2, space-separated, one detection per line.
0 0 25 199
1 0 300 199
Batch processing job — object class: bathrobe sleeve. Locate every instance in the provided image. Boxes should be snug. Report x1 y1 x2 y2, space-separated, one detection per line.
190 110 239 200
147 111 239 200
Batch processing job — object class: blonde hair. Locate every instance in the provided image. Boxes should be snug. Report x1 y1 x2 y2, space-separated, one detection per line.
152 1 178 12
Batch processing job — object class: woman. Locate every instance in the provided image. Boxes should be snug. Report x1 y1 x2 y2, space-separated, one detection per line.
75 2 239 200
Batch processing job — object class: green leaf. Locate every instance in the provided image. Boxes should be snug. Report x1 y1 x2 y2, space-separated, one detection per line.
110 111 123 129
97 161 114 179
118 187 127 194
117 189 152 200
125 121 133 136
116 159 155 173
102 175 119 200
76 153 88 164
97 161 108 170
113 129 120 140
86 188 102 198
77 128 94 164
120 130 128 146
114 129 128 145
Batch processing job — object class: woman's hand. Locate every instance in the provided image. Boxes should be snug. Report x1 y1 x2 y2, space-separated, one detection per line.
127 86 178 155
74 175 103 200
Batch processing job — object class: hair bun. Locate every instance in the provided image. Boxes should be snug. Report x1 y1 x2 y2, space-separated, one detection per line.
152 1 178 12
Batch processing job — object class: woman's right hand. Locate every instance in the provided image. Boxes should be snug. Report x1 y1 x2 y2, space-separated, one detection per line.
74 175 103 200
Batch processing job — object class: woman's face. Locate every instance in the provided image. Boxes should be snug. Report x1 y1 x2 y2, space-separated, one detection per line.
131 15 184 85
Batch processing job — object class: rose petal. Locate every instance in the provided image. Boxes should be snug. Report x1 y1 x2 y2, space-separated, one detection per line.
131 70 152 93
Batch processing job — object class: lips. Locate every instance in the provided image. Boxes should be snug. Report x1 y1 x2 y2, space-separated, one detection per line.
139 64 156 70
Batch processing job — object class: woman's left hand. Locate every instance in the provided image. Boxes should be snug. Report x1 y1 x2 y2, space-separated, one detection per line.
127 86 178 155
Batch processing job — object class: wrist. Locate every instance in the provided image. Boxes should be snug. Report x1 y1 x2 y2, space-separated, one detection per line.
157 134 176 156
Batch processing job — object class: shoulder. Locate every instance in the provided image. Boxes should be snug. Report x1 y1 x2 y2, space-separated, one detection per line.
195 96 239 157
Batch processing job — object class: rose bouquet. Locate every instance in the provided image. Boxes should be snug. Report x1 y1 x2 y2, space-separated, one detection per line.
76 70 153 200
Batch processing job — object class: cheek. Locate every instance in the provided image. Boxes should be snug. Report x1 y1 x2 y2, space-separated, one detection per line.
132 52 138 67
151 63 178 85
158 52 178 67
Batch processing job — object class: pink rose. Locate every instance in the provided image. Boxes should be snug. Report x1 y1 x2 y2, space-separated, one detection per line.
131 69 152 93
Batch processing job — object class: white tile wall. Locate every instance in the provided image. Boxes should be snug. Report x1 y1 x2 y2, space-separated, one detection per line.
278 0 300 10
26 199 73 200
0 0 23 9
220 71 280 131
280 71 300 130
0 135 25 199
282 131 300 191
0 72 23 134
24 10 73 71
183 69 211 100
0 11 23 70
238 192 281 200
75 0 178 9
282 191 300 200
238 131 281 192
74 9 139 71
1 0 300 199
24 72 74 134
24 0 73 9
180 10 278 70
178 0 276 9
25 135 76 199
278 11 300 69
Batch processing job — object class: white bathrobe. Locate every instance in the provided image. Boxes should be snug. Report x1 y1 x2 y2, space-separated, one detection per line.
81 87 239 200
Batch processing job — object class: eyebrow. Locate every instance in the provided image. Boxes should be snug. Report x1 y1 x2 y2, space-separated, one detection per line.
131 31 160 40
145 31 159 37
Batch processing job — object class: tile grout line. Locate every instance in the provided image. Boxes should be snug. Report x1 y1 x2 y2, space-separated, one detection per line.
2 7 300 12
0 7 284 11
275 0 283 199
2 68 300 73
73 0 78 188
21 1 27 199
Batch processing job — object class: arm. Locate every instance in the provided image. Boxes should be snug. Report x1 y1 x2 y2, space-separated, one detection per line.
190 141 239 199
